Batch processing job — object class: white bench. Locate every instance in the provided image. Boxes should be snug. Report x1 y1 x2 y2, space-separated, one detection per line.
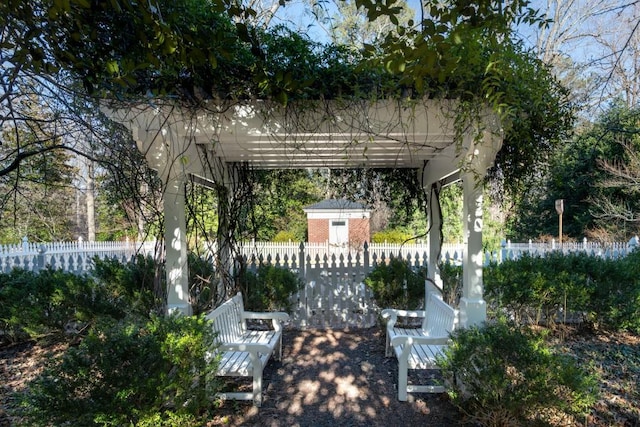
205 292 289 406
381 291 457 401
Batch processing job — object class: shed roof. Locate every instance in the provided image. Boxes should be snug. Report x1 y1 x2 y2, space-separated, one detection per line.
303 199 368 211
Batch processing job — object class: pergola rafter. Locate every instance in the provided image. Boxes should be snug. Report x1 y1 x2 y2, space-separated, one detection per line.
105 97 502 327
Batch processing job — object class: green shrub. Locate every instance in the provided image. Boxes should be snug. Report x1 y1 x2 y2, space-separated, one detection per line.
188 252 223 315
364 257 426 309
371 229 412 244
484 253 598 326
438 261 462 306
92 254 163 316
484 251 640 332
239 264 303 312
20 313 219 426
273 230 297 242
439 320 599 426
0 269 48 342
589 250 640 333
0 268 121 344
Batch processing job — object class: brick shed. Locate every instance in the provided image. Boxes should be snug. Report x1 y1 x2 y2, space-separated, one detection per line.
303 199 371 250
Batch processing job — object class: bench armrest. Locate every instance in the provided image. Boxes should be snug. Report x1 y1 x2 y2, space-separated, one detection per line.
381 309 426 329
390 334 451 347
218 342 272 354
243 311 289 332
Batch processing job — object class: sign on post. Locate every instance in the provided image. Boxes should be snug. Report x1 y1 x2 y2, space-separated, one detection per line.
555 199 564 247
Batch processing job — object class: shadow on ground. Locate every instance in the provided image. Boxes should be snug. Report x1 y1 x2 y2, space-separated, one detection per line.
211 328 461 426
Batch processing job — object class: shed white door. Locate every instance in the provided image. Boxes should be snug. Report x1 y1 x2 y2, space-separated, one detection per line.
329 220 348 249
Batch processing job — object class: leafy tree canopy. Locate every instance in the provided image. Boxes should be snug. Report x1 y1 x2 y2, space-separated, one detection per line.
2 0 574 199
508 102 640 241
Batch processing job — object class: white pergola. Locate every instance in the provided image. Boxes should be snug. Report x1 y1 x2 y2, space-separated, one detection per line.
106 98 502 327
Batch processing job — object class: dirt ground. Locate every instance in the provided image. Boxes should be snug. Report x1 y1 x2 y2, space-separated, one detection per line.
2 326 639 426
0 327 462 427
209 327 462 426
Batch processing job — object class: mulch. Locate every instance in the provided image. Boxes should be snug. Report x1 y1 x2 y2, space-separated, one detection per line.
209 327 462 426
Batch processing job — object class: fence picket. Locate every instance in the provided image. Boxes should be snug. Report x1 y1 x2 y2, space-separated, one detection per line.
2 236 638 329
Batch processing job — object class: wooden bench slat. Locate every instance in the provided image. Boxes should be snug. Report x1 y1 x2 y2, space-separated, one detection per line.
382 292 457 401
205 292 289 406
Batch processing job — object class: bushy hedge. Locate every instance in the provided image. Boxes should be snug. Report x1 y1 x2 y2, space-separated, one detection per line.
91 254 163 316
238 264 303 313
364 257 426 309
484 250 640 333
439 319 599 426
0 255 224 426
0 268 126 344
439 261 462 306
20 313 218 426
187 252 223 315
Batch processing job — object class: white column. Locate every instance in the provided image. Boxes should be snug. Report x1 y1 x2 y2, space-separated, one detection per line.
459 173 485 327
164 175 192 315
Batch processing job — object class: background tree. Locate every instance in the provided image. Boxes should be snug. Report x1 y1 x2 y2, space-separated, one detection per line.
589 104 640 239
508 102 640 241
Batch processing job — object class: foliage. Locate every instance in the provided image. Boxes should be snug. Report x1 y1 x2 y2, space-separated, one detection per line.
0 106 78 242
484 251 640 333
94 115 165 242
508 103 640 240
273 230 297 242
439 320 599 426
363 0 574 198
364 257 426 309
438 261 462 307
92 254 164 316
0 269 124 344
20 313 218 426
484 253 595 326
238 264 303 312
320 0 414 49
247 169 323 241
0 254 170 345
188 251 223 315
371 229 412 243
589 249 640 333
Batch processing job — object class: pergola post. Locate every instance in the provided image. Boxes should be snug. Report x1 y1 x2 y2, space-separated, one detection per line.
426 181 444 296
164 174 192 315
211 161 235 298
459 173 485 327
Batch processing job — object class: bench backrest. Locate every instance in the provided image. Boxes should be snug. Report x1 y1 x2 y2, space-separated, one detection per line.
205 292 247 343
421 292 456 336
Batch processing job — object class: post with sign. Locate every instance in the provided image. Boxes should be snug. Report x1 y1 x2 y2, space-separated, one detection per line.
555 199 564 247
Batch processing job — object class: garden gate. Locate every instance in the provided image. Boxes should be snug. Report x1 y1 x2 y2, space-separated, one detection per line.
243 242 429 329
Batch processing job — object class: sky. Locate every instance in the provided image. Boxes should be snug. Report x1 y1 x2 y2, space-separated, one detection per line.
269 0 424 44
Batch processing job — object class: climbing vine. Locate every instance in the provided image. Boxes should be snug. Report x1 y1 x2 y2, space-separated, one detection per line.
2 0 575 300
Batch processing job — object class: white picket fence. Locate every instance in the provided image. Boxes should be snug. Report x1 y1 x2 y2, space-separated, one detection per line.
0 237 157 274
2 236 638 329
500 236 639 262
238 237 640 328
241 242 419 328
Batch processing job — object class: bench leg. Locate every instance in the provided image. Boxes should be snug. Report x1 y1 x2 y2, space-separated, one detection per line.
276 335 283 361
398 356 408 401
385 334 391 357
252 367 263 407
